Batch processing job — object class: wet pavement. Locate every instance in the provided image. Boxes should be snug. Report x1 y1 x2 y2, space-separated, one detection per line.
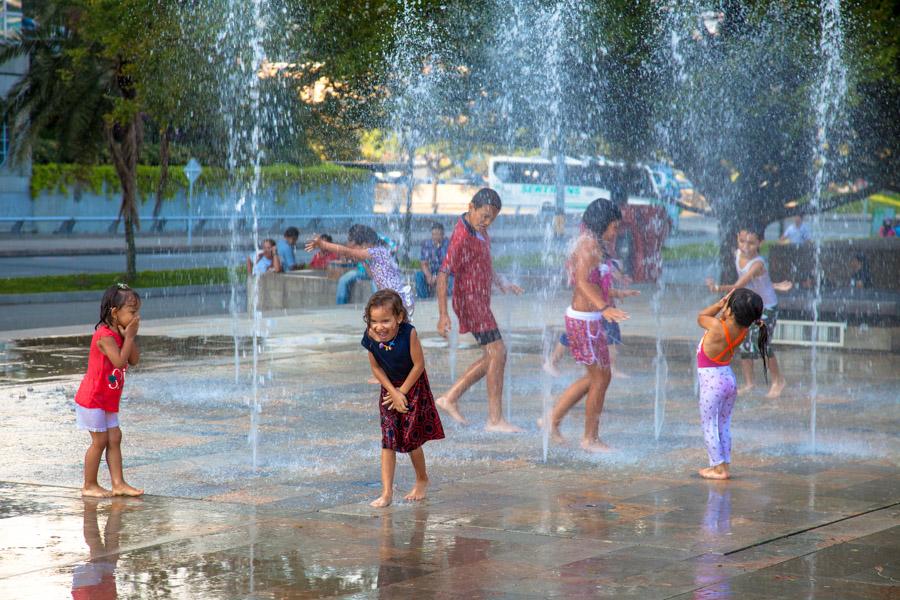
1 291 898 598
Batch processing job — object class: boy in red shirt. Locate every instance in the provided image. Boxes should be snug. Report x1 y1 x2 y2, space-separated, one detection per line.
436 188 523 432
308 233 339 269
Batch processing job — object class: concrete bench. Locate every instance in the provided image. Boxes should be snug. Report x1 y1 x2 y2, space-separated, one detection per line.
776 288 900 325
248 270 371 311
769 238 900 291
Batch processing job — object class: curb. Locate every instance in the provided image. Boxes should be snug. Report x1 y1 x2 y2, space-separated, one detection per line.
0 284 236 306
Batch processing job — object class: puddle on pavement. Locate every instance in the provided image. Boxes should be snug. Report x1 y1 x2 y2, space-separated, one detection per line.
0 335 243 383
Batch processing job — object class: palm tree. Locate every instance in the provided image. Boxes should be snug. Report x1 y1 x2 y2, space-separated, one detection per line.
1 1 144 279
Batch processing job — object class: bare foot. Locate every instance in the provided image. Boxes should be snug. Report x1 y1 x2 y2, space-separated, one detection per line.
542 361 561 377
403 479 428 501
370 494 392 507
580 438 612 453
737 384 755 396
536 418 567 444
81 484 112 498
436 396 468 425
367 376 379 385
112 483 144 497
699 465 730 480
485 420 523 433
765 379 786 399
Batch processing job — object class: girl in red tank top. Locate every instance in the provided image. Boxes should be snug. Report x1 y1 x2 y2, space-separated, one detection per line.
695 289 768 481
75 284 144 498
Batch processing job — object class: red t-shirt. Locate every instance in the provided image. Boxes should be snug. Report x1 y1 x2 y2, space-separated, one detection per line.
75 325 127 412
309 250 338 269
440 215 497 334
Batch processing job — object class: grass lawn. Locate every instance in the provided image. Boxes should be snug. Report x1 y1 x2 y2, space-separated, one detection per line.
0 267 233 295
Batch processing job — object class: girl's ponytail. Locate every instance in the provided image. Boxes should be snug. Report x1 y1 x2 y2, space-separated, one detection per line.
756 319 769 384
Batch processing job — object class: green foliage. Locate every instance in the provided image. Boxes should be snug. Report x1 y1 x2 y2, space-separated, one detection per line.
29 163 372 201
0 268 233 295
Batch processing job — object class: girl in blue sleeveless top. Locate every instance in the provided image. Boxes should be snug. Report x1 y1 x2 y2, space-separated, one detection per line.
362 290 444 507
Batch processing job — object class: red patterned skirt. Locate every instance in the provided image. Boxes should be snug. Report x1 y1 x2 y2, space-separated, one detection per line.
379 370 445 453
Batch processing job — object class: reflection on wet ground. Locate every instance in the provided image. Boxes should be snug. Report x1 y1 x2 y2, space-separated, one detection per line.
1 322 898 598
0 335 244 383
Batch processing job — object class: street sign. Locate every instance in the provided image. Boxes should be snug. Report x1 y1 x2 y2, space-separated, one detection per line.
184 158 202 185
184 159 202 247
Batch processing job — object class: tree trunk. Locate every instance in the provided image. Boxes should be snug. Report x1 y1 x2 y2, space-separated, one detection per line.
107 114 143 281
152 125 172 230
431 176 438 214
718 220 740 283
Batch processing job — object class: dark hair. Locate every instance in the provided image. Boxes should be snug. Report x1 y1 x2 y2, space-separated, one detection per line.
431 222 445 233
471 187 502 211
97 283 141 330
262 238 276 248
364 289 408 325
740 226 765 241
320 233 333 243
348 224 384 247
284 226 299 239
727 288 768 382
583 198 622 242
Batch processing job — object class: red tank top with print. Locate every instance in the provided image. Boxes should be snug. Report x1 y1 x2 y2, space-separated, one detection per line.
75 325 127 412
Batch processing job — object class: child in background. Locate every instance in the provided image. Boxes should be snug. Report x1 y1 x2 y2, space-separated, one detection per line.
544 199 629 452
246 238 282 275
307 225 414 314
74 284 144 497
435 188 523 431
308 233 339 269
362 290 444 507
696 288 767 480
706 227 790 398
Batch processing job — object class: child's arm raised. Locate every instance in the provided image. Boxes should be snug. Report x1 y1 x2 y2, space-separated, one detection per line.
697 292 731 330
98 318 139 369
707 261 764 293
305 236 370 262
271 250 283 273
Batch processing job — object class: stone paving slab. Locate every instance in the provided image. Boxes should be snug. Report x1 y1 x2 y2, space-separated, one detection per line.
1 288 898 597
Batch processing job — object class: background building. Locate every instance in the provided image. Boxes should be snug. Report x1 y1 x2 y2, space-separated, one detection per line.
0 0 30 208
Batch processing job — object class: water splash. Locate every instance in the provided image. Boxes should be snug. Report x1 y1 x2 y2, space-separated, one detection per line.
651 277 669 441
212 0 285 469
540 326 554 463
809 0 848 452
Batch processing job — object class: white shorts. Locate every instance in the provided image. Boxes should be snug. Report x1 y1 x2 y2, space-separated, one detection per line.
75 404 120 432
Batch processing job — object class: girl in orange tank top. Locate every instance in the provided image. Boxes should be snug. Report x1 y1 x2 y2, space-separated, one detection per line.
695 289 768 480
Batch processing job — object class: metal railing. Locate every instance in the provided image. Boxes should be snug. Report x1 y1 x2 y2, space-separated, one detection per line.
773 319 847 348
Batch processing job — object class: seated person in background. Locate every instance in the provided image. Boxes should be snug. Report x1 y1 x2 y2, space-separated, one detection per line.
879 218 896 238
246 238 282 275
309 234 339 269
416 222 450 299
276 226 300 271
849 253 872 289
779 215 812 245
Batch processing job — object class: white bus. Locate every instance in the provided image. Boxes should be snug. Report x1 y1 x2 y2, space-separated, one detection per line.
487 156 664 214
